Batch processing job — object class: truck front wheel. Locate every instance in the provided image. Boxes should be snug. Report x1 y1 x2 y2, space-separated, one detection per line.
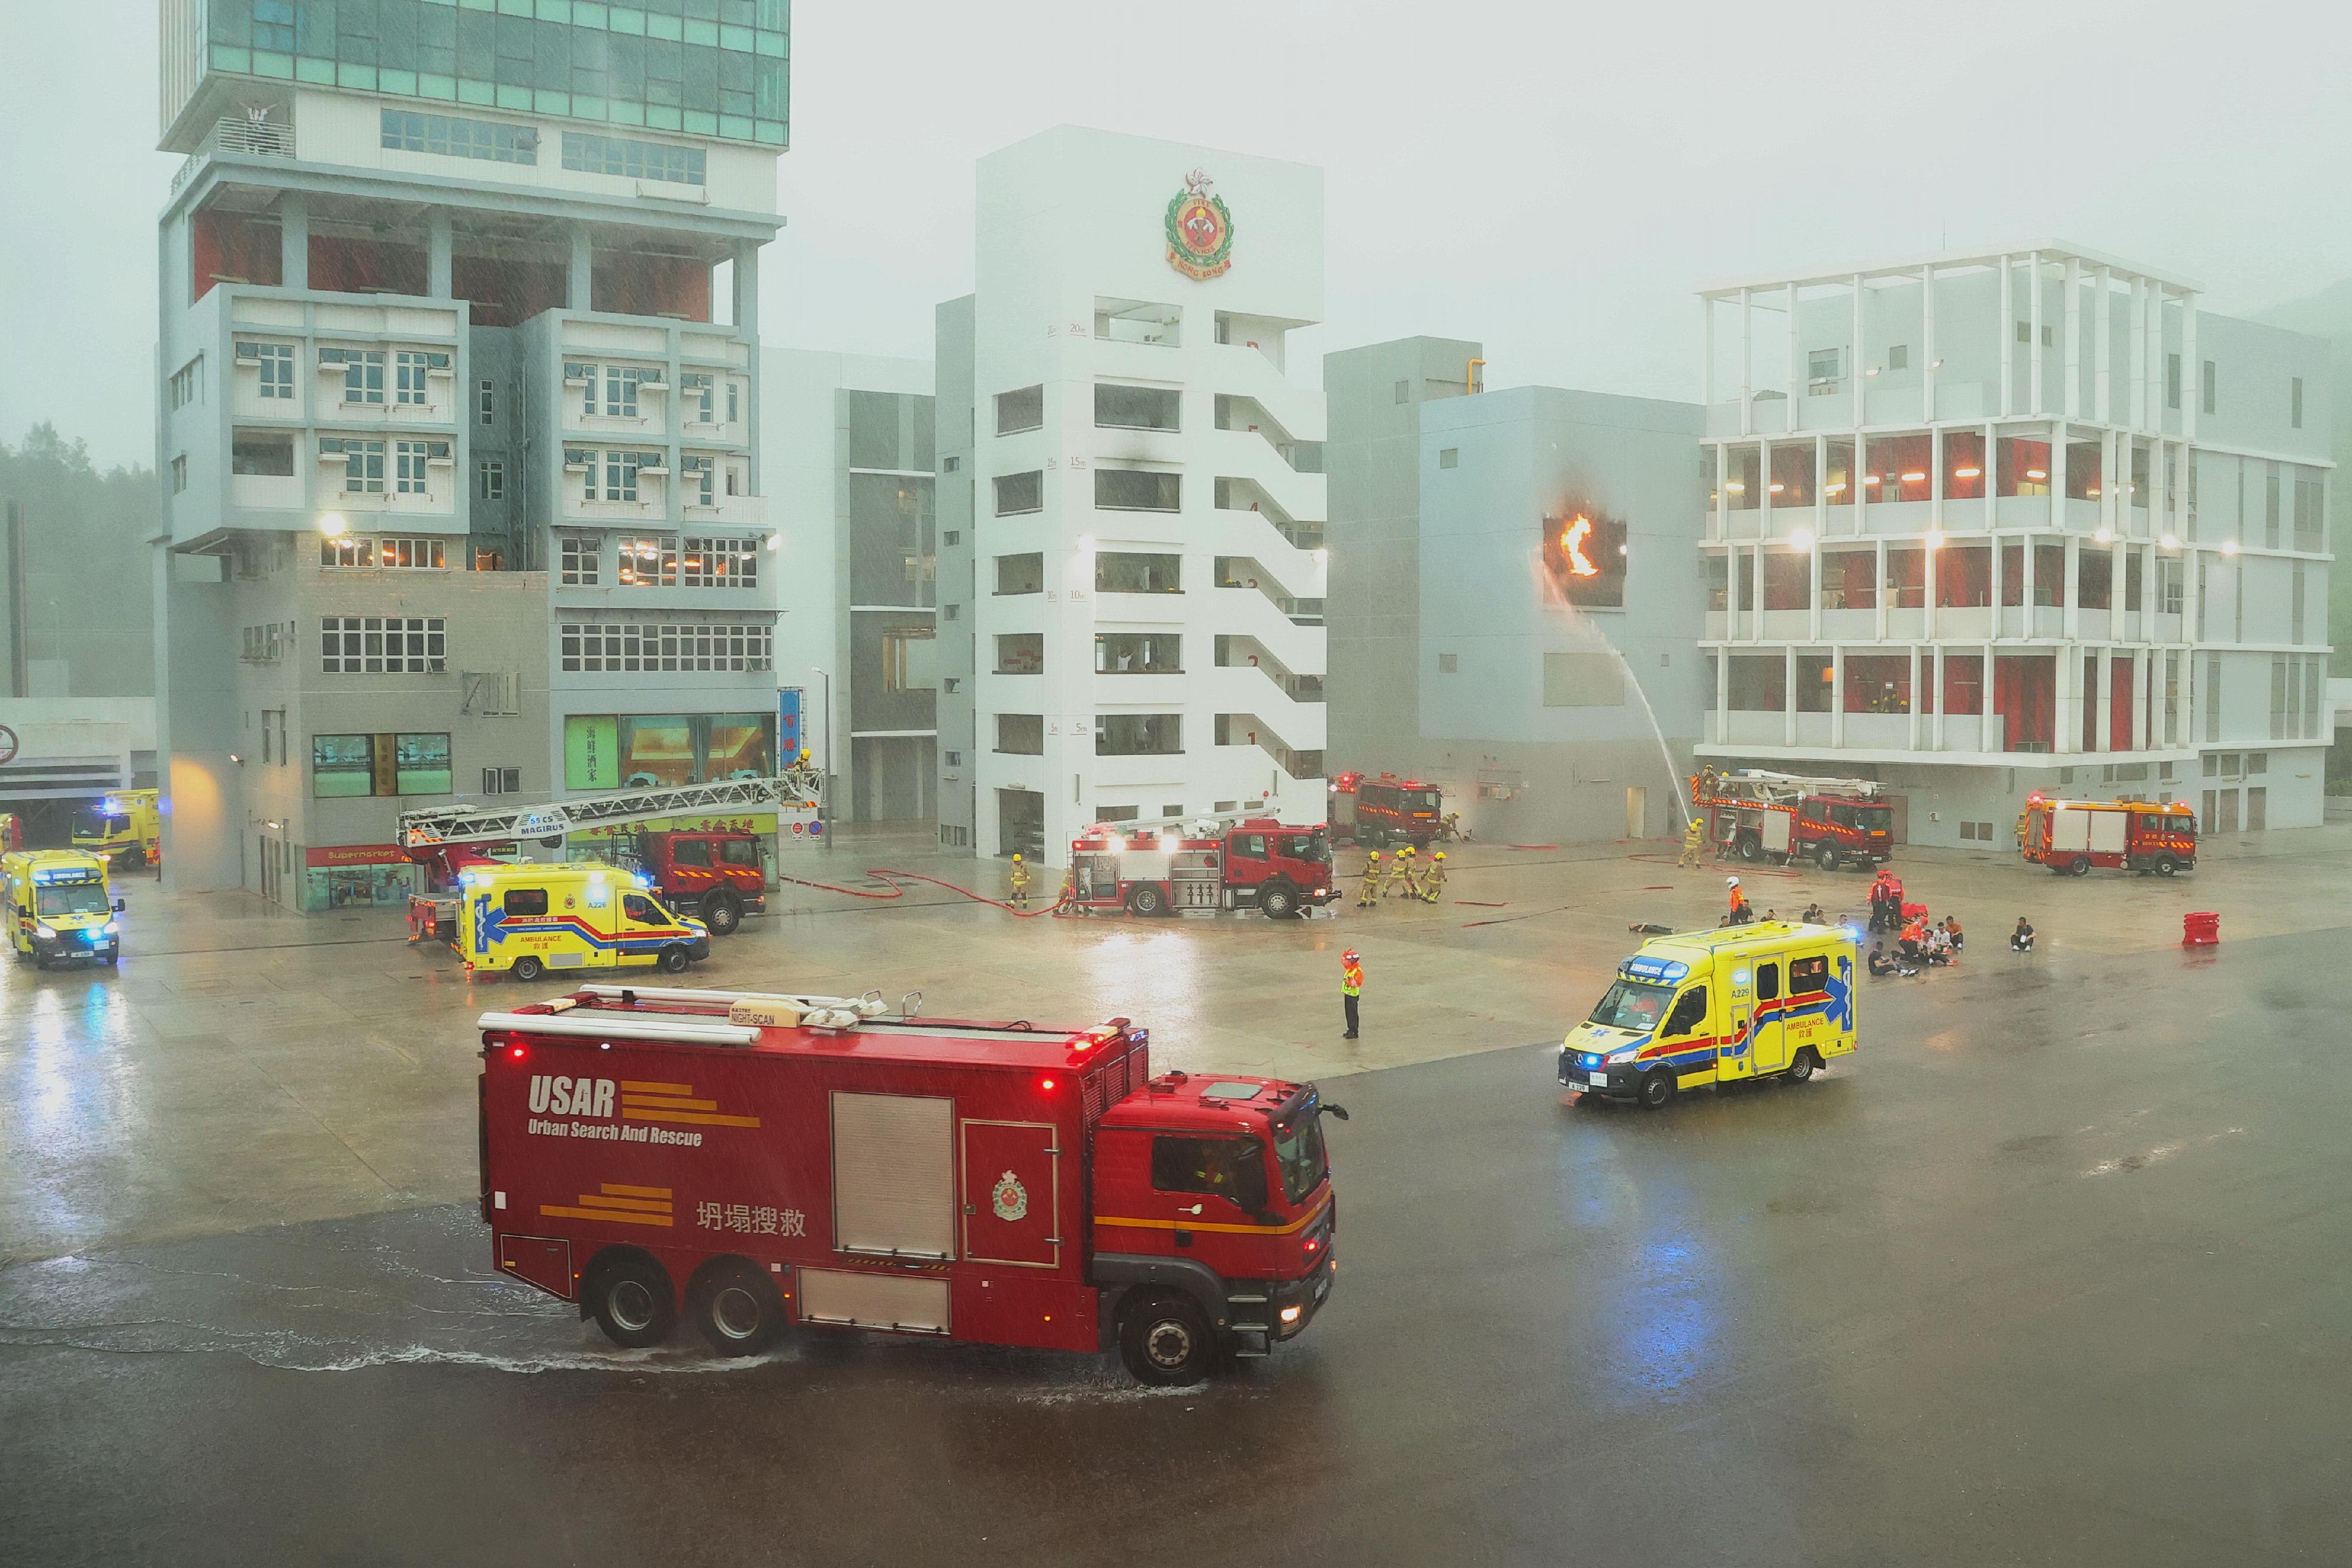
657 944 693 973
587 1251 676 1349
1118 1291 1215 1386
690 1259 786 1356
1637 1068 1678 1111
1813 844 1840 873
1259 882 1299 920
702 890 743 935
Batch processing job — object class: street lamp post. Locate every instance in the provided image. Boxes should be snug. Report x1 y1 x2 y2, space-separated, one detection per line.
810 666 832 852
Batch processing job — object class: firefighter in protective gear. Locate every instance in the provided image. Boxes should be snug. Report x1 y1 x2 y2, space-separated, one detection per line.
1678 815 1709 868
1340 949 1364 1038
1391 844 1422 901
1418 850 1447 904
1008 853 1031 911
1357 851 1384 908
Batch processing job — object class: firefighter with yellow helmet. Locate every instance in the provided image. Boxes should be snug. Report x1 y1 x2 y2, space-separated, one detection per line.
1678 814 1709 868
1392 844 1423 901
1418 850 1447 904
1356 850 1384 909
1008 852 1031 911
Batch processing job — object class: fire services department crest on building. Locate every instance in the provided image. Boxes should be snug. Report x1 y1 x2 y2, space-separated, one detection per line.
1165 169 1234 279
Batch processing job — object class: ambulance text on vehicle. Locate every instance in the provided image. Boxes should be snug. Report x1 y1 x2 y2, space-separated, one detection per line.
1558 922 1858 1109
452 860 710 982
477 985 1347 1384
3 850 123 968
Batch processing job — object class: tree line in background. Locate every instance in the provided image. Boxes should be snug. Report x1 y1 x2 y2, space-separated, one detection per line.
0 424 158 698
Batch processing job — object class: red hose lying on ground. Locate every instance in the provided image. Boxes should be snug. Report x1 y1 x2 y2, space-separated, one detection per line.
776 868 1068 918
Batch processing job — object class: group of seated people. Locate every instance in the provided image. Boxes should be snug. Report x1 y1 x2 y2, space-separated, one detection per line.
1870 914 2036 976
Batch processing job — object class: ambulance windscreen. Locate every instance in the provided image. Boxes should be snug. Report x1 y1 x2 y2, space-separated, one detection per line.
1588 978 1674 1034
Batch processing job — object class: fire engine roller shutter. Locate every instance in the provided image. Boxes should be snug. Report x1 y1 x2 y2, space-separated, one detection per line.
2053 807 2092 853
2089 811 2127 854
829 1091 956 1260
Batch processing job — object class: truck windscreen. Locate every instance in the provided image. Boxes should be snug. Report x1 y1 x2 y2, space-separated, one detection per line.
1588 978 1674 1033
36 883 109 918
73 813 125 840
1272 1112 1327 1205
1408 790 1440 813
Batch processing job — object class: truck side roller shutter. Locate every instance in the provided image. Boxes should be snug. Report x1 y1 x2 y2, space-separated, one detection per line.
830 1092 956 1260
2089 811 2127 854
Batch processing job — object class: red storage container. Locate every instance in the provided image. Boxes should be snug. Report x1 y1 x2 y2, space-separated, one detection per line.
2183 911 2220 947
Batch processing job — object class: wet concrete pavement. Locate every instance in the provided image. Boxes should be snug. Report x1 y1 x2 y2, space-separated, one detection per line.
4 900 2350 1564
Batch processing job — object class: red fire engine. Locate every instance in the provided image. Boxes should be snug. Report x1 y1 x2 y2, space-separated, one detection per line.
1690 768 1893 871
1065 812 1337 918
2020 794 2197 876
477 984 1345 1385
1328 771 1442 847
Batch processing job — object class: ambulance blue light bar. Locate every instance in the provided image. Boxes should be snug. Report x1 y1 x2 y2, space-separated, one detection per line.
1622 955 1688 982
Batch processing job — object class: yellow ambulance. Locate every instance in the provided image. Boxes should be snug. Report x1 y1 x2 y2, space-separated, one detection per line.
1558 921 1858 1109
72 790 162 868
453 860 710 982
3 850 123 968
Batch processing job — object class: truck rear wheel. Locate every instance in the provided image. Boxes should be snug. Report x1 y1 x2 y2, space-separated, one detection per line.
1127 884 1168 918
702 890 743 935
587 1251 676 1349
1118 1291 1214 1386
1259 882 1299 920
1785 1047 1820 1083
510 955 544 983
2070 856 2092 877
1738 834 1763 862
690 1259 785 1356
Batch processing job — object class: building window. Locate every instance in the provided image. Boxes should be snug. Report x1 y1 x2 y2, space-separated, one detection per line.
322 437 386 494
727 382 739 424
880 625 936 693
995 714 1044 754
1807 347 1842 396
320 536 446 569
2166 353 2181 411
942 455 961 473
560 535 601 586
603 449 654 502
232 434 295 476
679 372 716 423
395 351 432 406
478 459 505 500
169 357 203 409
381 109 537 164
1438 652 1458 674
482 767 522 795
681 536 759 587
1096 551 1181 593
995 633 1044 674
1095 469 1181 512
943 677 960 694
679 455 718 508
1096 714 1181 756
558 621 775 673
2291 376 2304 429
1095 633 1180 673
479 379 495 423
560 131 706 186
238 340 295 399
395 440 430 494
943 751 962 767
169 456 187 493
311 733 452 797
1094 383 1181 432
943 604 958 621
1438 447 1458 470
2201 359 2217 415
616 536 677 587
994 553 1044 595
995 385 1044 435
326 348 386 405
321 616 446 674
993 472 1043 516
1886 345 1909 371
602 366 654 419
1394 379 1409 405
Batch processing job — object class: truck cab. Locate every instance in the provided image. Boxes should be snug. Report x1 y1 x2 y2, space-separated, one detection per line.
455 860 710 981
621 828 768 935
1091 1073 1341 1373
71 791 161 870
3 850 123 968
1332 772 1442 847
1559 922 1858 1109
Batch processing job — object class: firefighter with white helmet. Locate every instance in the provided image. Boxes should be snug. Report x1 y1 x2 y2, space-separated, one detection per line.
1725 875 1753 926
1008 852 1031 911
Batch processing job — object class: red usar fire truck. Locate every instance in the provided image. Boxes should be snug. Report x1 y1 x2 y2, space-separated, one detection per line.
1691 768 1893 872
477 984 1345 1385
1328 771 1443 847
1065 813 1337 919
2021 794 2197 876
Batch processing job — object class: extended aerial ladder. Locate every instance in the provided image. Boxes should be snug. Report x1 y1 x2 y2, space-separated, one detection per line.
397 773 821 854
1692 768 1883 808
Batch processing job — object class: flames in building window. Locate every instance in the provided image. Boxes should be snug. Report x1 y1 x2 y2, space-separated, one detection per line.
1539 503 1628 609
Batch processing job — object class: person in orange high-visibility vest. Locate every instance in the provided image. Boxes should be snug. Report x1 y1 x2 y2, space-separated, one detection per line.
1725 876 1753 925
1340 950 1364 1039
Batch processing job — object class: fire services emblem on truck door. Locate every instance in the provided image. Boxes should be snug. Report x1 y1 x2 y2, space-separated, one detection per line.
1165 169 1234 280
991 1169 1030 1223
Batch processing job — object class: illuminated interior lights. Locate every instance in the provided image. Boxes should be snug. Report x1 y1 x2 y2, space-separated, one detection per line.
1952 466 1982 479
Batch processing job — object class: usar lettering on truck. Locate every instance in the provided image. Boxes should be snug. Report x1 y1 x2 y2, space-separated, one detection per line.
476 982 1348 1384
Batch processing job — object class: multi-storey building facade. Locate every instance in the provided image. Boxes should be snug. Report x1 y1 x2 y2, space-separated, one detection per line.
764 349 939 824
1697 243 2333 844
1328 338 1708 842
155 0 786 907
934 128 1328 864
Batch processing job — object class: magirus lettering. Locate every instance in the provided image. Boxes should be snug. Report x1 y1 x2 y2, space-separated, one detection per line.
527 1075 616 1118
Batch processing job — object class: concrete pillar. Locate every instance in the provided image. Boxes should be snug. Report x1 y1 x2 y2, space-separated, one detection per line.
1807 527 1823 644
1998 255 2014 418
1786 280 1801 428
1716 644 1730 744
2093 265 2113 424
1750 546 1765 642
1813 433 1828 544
2110 537 2127 643
279 193 308 290
2062 257 2082 420
1850 275 1866 429
2055 646 2077 755
1982 641 1998 754
2063 537 2080 641
1738 287 1753 437
2180 290 2199 441
1830 646 1846 749
1873 537 1888 643
2027 252 2044 416
1702 296 1715 409
2127 279 2147 434
1783 644 1798 747
569 223 594 312
733 239 760 336
1907 644 1923 752
427 208 452 299
2051 420 2067 534
1990 530 2005 634
1922 264 1937 424
2132 648 2150 751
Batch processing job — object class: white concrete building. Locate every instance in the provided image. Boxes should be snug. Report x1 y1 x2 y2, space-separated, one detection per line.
1697 243 2334 844
934 127 1328 864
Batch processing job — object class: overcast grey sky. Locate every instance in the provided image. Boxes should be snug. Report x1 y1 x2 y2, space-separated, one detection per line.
6 0 2350 472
